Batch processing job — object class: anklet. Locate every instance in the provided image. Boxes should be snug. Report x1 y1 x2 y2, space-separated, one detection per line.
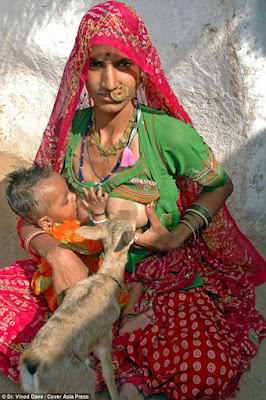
120 313 137 322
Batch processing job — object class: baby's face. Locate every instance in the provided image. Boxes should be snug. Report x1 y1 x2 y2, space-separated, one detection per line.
39 173 77 222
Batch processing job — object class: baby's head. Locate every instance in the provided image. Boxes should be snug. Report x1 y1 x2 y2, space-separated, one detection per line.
6 164 77 229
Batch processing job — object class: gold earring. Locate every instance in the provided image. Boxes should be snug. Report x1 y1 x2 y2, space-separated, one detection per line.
140 71 146 88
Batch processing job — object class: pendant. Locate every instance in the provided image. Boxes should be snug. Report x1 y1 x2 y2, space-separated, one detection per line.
104 155 110 163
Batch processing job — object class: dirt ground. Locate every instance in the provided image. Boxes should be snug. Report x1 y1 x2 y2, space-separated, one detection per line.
0 151 265 399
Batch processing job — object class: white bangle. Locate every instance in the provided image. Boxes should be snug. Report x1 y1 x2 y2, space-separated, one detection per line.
92 218 107 224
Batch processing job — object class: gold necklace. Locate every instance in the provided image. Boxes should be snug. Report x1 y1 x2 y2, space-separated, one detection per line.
89 100 138 163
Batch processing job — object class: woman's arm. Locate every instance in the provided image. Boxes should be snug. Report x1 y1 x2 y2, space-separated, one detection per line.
134 176 233 252
21 224 88 303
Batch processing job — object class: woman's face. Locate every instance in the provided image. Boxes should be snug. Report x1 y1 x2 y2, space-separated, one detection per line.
85 44 141 114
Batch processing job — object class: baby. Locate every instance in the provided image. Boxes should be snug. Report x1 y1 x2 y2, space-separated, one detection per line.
6 164 155 333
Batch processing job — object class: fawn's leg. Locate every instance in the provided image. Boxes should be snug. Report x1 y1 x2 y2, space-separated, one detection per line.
94 330 119 400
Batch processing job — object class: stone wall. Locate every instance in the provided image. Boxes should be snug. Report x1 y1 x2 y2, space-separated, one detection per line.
1 0 265 239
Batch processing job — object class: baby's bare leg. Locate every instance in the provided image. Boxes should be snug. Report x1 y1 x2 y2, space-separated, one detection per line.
122 281 145 316
118 282 156 334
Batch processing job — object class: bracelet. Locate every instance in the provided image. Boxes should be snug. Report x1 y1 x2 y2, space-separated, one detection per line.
184 211 204 230
92 218 107 224
181 216 199 235
24 229 51 253
179 220 197 244
93 211 106 217
187 203 213 226
186 209 208 228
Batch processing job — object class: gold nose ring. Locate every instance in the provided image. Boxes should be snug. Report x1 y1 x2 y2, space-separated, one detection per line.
110 83 132 101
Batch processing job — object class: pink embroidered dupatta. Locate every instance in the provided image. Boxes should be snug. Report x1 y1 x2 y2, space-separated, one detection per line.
34 1 191 173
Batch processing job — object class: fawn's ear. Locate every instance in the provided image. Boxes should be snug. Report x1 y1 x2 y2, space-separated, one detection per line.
114 231 135 252
75 225 103 240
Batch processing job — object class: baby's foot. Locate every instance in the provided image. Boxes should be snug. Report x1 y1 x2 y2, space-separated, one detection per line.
118 310 156 335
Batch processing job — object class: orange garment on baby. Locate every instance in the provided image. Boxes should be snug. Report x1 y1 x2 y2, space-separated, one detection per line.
30 219 129 312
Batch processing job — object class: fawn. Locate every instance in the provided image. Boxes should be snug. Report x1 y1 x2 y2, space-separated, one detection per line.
19 216 136 399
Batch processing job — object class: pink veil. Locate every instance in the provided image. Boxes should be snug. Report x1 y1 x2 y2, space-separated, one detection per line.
35 1 191 173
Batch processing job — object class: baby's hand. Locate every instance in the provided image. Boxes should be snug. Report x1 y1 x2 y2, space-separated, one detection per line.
82 187 108 215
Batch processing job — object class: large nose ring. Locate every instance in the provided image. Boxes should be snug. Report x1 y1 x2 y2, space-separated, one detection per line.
110 83 133 101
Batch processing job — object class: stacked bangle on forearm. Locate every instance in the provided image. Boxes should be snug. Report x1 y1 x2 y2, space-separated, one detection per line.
185 211 202 227
181 217 198 234
179 219 197 243
186 203 213 228
24 229 51 253
180 203 213 244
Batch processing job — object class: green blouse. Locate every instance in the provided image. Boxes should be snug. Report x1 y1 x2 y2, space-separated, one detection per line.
63 104 227 272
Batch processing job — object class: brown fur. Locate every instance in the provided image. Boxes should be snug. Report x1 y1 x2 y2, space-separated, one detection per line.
19 216 136 399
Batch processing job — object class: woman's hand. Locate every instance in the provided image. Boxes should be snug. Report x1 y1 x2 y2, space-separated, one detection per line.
133 206 178 252
134 177 234 253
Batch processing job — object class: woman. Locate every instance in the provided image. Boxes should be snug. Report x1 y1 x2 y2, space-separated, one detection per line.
1 2 266 399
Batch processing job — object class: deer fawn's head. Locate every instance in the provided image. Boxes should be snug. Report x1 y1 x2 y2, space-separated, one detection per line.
76 216 136 252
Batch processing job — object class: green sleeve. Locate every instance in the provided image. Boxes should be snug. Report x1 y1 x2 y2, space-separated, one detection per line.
153 111 227 191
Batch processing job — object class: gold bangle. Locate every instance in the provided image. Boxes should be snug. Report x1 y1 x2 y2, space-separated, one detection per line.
179 220 197 243
186 208 209 228
183 211 203 230
24 229 51 253
187 203 213 226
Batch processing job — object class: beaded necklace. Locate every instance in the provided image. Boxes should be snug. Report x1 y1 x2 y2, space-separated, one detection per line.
90 99 138 163
87 139 102 181
79 116 92 182
79 101 141 187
